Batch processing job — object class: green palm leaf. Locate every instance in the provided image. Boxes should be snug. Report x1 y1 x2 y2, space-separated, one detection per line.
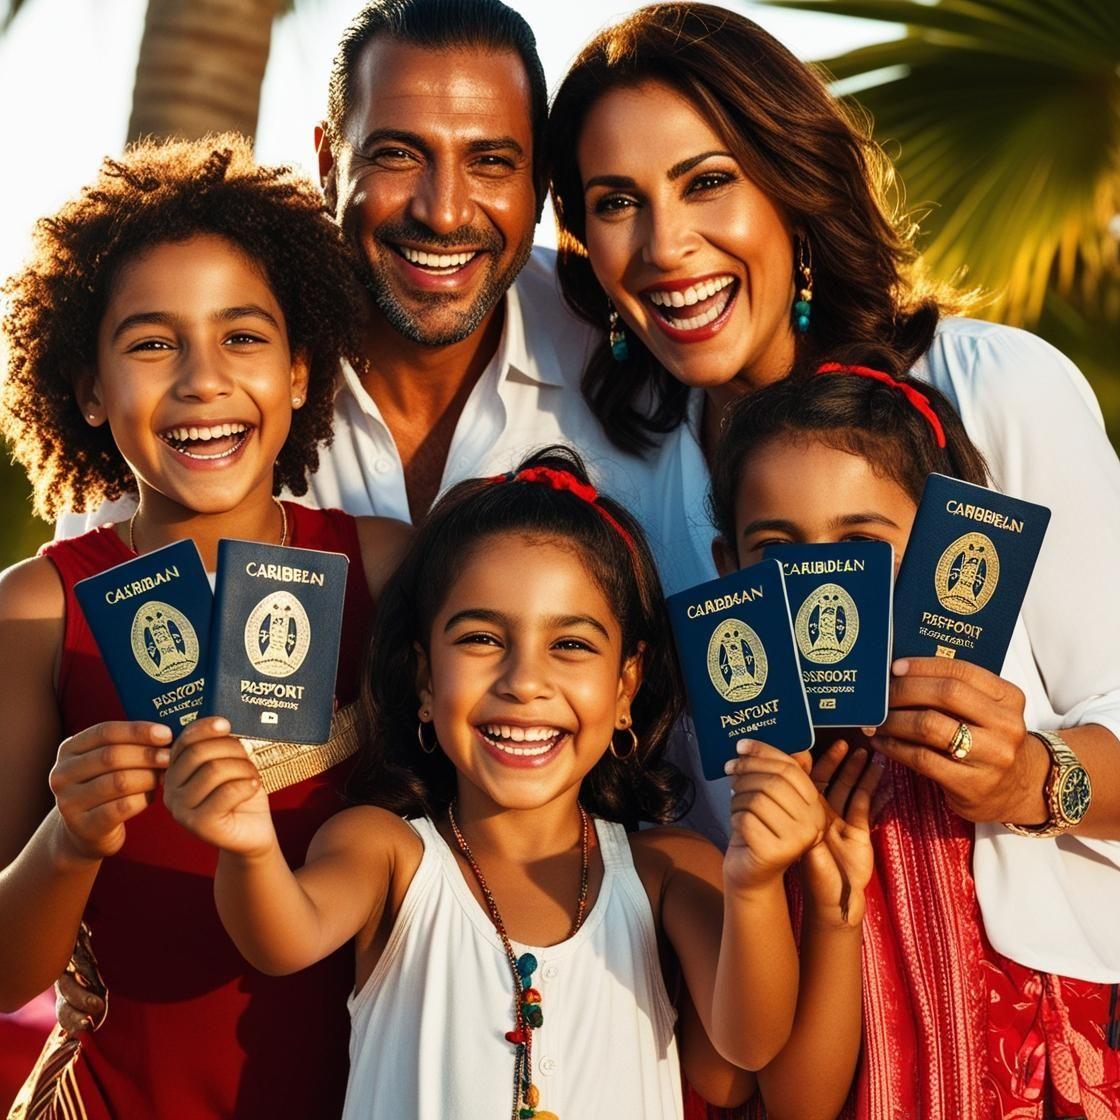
767 0 1120 326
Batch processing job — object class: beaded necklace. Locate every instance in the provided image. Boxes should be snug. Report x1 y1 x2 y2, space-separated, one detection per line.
447 800 591 1120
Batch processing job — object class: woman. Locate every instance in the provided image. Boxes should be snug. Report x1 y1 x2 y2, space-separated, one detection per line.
547 5 1120 1118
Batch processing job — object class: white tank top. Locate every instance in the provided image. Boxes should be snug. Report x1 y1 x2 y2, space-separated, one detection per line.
342 816 683 1120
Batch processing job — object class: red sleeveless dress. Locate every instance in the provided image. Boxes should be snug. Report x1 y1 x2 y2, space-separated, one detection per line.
36 504 372 1120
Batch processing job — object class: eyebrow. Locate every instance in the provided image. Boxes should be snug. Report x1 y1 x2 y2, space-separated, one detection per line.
667 150 734 180
584 150 735 193
739 512 902 539
111 305 280 342
443 608 611 640
358 129 523 158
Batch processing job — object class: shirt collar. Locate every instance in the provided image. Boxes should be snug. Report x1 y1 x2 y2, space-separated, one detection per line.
499 274 566 389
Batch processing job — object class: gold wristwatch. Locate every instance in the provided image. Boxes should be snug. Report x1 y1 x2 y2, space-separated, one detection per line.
1003 730 1091 838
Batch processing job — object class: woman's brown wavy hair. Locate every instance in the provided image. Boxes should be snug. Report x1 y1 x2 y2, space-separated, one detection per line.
547 2 956 455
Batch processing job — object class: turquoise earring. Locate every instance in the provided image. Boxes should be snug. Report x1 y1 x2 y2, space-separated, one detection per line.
793 238 813 334
608 303 629 362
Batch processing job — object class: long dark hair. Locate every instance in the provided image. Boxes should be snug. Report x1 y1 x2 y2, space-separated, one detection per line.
709 363 990 548
547 3 955 455
349 446 690 827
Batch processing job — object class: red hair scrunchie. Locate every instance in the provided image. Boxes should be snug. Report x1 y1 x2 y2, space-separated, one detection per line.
816 362 947 449
488 466 637 555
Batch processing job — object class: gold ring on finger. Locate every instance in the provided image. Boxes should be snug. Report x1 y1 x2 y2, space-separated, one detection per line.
947 721 973 761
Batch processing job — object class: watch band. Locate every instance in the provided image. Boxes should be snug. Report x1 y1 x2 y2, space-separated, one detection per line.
1002 729 1088 838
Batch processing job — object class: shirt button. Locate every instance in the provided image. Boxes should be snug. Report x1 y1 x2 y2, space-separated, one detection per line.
542 963 558 980
540 1057 558 1076
374 458 391 475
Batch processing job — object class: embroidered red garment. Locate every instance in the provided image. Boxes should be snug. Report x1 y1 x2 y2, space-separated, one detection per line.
686 762 1120 1119
32 505 373 1120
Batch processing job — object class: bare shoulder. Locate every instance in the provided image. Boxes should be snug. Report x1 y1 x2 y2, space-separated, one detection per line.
310 803 421 855
630 825 724 919
631 825 723 875
309 803 424 880
353 516 412 602
0 554 65 623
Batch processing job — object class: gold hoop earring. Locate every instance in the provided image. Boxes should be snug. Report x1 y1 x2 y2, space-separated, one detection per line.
417 715 437 754
610 726 639 761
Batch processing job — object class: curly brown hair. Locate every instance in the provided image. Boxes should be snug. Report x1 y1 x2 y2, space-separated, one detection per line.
1 134 367 520
547 3 961 455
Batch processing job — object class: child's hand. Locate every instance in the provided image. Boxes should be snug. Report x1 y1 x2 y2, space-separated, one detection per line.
723 741 826 895
802 741 884 927
49 721 172 862
163 717 274 857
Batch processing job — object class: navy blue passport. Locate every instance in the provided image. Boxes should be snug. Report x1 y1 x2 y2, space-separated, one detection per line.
765 542 893 728
667 559 813 780
74 539 212 732
893 474 1050 673
202 539 348 744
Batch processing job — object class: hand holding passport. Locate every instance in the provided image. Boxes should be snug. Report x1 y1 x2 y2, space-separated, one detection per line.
669 475 1049 781
75 538 349 745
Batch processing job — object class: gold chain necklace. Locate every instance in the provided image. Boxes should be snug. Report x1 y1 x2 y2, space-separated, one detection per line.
128 497 288 554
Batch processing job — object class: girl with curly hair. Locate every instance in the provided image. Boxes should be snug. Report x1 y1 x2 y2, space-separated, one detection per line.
0 134 409 1119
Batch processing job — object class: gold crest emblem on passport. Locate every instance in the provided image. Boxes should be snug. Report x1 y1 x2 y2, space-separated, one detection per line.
244 591 311 678
130 600 199 683
935 532 999 615
706 619 768 702
794 583 859 665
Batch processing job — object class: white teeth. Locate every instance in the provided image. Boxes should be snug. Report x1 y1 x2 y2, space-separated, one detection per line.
160 423 251 457
647 275 734 308
479 724 565 755
399 246 478 271
652 283 735 331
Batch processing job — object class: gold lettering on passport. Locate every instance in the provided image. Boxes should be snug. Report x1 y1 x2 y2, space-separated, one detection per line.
244 591 311 678
130 600 199 683
945 500 1024 534
934 532 999 615
794 583 859 664
781 559 865 576
245 561 326 586
707 619 768 702
105 565 180 604
686 586 764 619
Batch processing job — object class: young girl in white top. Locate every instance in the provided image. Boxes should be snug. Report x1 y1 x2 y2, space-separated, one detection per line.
164 446 879 1120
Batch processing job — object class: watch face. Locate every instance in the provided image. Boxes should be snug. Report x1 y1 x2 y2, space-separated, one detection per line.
1059 767 1092 823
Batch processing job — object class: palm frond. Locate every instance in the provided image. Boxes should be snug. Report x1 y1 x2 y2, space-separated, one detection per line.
767 0 1120 325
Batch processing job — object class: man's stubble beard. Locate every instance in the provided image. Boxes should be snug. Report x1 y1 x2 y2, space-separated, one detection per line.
360 235 534 348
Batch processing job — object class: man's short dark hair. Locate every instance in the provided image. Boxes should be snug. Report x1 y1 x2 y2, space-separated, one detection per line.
325 0 549 209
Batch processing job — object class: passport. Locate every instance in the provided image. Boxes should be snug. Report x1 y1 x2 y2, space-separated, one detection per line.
893 474 1050 673
201 539 348 744
667 559 813 780
765 541 894 728
74 539 212 731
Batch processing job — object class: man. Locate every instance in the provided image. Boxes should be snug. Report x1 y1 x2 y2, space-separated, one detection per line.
58 0 639 538
46 0 646 1043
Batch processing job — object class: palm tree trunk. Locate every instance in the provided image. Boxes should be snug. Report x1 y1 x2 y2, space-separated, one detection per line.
127 0 286 142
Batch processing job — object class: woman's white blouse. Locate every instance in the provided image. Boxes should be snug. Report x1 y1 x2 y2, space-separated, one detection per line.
632 317 1120 982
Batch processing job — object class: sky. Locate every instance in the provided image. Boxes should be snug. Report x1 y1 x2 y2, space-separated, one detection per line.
0 0 902 281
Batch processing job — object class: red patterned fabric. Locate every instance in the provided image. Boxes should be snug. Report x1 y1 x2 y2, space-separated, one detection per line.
689 762 1120 1118
30 506 374 1120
